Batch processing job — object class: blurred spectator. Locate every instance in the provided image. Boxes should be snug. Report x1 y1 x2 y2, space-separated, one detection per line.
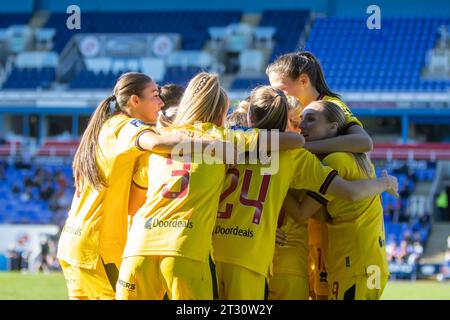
395 240 413 264
407 241 423 265
46 238 60 271
24 176 34 188
436 190 448 221
419 211 431 226
0 160 7 181
407 167 418 184
55 171 67 190
37 235 50 273
386 241 397 262
394 163 409 175
12 182 20 194
20 187 32 202
39 182 54 201
33 167 46 187
49 190 70 211
7 234 31 271
14 157 31 169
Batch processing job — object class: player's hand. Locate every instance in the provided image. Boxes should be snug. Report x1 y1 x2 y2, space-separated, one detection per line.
275 228 287 246
382 170 399 198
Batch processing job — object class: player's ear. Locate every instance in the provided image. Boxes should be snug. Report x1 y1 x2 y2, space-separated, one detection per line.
129 94 140 108
298 73 309 87
329 121 339 133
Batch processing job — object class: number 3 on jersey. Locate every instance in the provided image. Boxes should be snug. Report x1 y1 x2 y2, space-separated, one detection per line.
217 167 271 224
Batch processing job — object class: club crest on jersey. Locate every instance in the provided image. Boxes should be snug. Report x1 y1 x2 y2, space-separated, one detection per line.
130 119 145 127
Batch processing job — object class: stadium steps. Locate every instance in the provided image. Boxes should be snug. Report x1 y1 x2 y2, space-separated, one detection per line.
28 10 50 29
421 222 450 264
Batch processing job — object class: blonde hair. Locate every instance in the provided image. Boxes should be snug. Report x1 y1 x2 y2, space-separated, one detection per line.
248 86 289 131
173 72 228 126
235 97 250 113
73 72 153 191
310 100 373 178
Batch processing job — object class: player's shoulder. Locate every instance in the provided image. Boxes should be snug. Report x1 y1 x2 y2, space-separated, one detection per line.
108 114 153 132
285 147 311 158
322 152 354 167
322 95 345 106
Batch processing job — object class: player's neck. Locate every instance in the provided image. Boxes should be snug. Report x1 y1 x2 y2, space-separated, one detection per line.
299 87 320 106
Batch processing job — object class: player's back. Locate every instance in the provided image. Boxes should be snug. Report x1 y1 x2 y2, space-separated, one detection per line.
123 122 228 263
58 115 151 268
323 152 389 277
213 148 335 277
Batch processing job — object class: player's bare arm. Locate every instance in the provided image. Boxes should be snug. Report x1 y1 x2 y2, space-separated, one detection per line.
304 124 373 154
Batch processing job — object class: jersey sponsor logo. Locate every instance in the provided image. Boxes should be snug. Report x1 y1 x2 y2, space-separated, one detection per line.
130 119 145 127
62 224 82 236
117 279 136 291
214 225 254 238
144 217 193 230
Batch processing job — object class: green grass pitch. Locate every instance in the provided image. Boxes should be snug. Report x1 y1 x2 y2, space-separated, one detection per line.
0 272 449 300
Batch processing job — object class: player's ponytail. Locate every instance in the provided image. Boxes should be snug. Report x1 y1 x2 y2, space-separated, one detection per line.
266 51 339 99
313 100 373 178
248 86 289 131
298 51 339 99
73 72 153 192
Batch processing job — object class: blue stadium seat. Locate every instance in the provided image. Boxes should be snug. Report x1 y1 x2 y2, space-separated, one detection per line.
305 17 450 92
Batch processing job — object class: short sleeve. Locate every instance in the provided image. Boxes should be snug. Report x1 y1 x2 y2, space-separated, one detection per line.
132 153 149 189
323 97 363 129
289 149 338 199
117 118 156 155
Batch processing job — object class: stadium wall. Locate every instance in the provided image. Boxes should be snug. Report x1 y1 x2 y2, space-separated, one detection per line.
35 0 450 16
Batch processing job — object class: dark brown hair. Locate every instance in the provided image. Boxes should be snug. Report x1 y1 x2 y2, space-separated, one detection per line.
266 51 339 99
73 72 153 191
160 83 184 110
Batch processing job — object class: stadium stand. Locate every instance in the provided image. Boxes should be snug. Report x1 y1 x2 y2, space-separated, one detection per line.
305 17 450 92
2 67 56 89
0 13 31 28
230 10 309 90
44 11 242 52
0 0 449 284
0 159 73 226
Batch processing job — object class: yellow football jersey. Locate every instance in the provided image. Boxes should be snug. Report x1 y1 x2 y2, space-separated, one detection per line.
57 115 155 268
278 95 361 280
320 95 363 129
319 152 389 278
133 153 150 189
122 123 259 263
212 148 338 277
273 213 309 277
